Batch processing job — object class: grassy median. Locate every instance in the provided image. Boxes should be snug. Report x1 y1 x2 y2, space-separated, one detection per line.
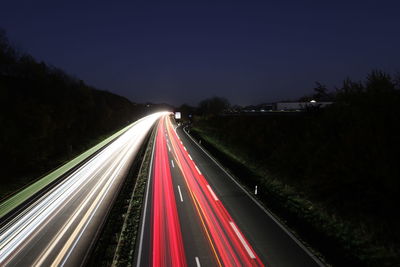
87 124 157 267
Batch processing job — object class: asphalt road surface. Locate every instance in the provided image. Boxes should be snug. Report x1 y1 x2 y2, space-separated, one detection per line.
136 115 324 267
0 112 164 266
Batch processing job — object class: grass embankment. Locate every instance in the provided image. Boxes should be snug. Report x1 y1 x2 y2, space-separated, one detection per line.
191 109 400 266
0 121 140 220
87 125 156 267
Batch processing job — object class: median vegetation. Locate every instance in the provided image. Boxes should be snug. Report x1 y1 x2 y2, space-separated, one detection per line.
111 125 156 267
190 71 400 267
87 125 155 267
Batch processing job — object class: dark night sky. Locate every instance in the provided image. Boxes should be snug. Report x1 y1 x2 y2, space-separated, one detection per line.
1 0 399 105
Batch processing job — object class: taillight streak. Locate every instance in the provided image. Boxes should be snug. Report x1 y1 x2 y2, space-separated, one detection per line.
165 118 264 267
151 117 187 267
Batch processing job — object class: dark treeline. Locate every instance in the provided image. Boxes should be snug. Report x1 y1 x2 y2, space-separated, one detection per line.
190 71 400 266
0 29 157 197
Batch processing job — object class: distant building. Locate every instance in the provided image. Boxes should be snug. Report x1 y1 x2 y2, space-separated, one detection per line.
242 103 275 113
276 101 333 111
226 101 334 115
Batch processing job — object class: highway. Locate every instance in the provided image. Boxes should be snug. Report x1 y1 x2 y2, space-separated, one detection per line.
136 115 324 267
0 112 164 266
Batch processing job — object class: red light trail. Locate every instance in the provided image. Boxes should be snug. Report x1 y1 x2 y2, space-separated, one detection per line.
149 115 264 266
164 116 264 267
151 118 187 267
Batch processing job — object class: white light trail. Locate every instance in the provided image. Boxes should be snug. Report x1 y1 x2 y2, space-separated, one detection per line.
0 112 165 266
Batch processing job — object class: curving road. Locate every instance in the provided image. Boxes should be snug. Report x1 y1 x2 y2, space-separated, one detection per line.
0 112 164 266
0 112 325 267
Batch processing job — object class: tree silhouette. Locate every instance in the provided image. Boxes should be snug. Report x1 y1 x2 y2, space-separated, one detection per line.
0 29 147 198
198 97 230 116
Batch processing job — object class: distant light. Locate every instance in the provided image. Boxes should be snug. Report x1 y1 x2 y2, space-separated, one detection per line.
310 100 316 103
175 112 181 119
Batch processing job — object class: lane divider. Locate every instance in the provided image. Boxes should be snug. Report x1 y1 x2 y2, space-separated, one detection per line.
207 185 219 201
165 121 222 266
151 117 186 266
195 165 202 175
181 126 324 266
229 221 256 259
0 114 162 266
165 118 264 266
177 186 184 202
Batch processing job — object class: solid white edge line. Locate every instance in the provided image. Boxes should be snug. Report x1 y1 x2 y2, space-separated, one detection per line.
183 146 187 151
171 160 175 168
195 165 202 175
195 256 201 267
229 221 256 259
188 154 193 160
182 126 325 267
136 125 157 267
206 185 219 201
177 186 183 202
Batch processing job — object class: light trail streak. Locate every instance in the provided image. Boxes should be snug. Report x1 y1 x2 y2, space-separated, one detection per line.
194 165 202 175
229 221 256 259
0 112 164 266
207 185 219 201
165 117 264 267
151 118 186 267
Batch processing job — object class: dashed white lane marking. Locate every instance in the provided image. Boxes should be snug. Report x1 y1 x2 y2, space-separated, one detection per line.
183 146 187 151
167 144 171 152
182 126 324 266
171 160 175 168
177 185 183 202
180 141 183 145
195 165 202 175
229 221 256 259
195 257 201 267
188 154 193 160
207 185 219 201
